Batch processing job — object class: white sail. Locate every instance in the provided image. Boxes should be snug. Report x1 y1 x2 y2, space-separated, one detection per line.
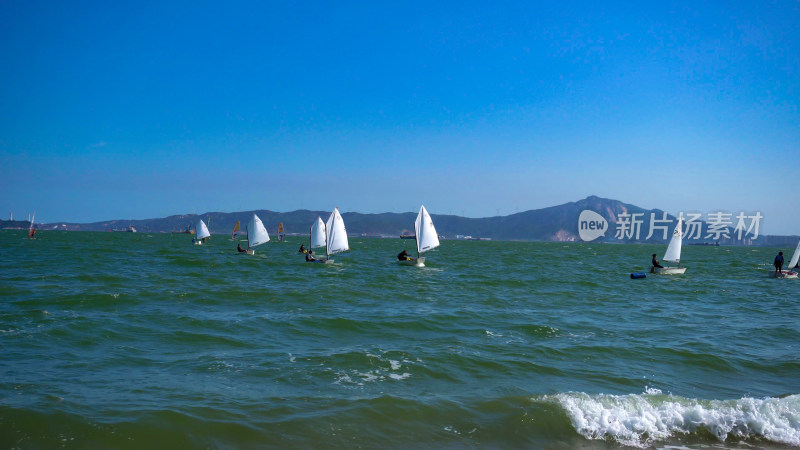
662 216 683 263
196 219 211 240
414 205 440 255
788 239 800 269
28 210 36 238
310 217 326 248
325 207 349 255
247 214 270 248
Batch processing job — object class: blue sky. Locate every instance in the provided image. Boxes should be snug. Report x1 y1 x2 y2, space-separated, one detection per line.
1 1 798 234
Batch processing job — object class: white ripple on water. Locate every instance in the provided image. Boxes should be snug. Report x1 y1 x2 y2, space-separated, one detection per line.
540 389 800 448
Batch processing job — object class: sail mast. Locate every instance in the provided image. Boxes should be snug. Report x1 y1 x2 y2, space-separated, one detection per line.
414 209 420 258
324 222 329 259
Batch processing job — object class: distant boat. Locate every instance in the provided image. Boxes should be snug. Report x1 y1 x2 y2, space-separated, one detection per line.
244 213 270 255
277 222 286 241
321 207 349 263
172 224 192 234
770 239 799 279
193 219 210 245
651 216 686 275
400 234 415 239
399 205 440 267
28 210 36 239
111 225 136 232
230 220 244 240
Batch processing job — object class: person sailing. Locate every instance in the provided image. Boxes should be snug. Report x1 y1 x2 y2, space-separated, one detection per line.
651 253 664 271
237 243 248 253
774 251 784 275
305 249 317 262
298 244 306 253
398 249 410 261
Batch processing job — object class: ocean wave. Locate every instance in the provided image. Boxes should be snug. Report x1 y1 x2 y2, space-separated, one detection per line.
540 389 800 448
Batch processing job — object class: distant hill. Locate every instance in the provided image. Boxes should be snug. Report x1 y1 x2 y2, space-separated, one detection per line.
2 196 795 245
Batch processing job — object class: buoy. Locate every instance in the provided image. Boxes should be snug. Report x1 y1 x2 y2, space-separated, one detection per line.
630 273 646 279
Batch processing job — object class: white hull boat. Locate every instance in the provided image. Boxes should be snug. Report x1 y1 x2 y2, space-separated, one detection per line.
769 270 798 279
652 266 687 275
398 257 425 267
307 258 335 264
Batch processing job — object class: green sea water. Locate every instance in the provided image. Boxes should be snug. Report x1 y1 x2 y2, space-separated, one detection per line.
1 230 798 448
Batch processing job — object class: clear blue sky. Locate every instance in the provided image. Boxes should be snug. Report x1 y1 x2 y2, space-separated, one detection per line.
2 1 798 234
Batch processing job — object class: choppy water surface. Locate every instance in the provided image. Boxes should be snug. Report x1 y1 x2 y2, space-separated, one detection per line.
1 231 798 448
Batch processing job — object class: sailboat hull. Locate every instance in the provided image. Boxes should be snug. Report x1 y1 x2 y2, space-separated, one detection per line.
307 258 334 264
398 257 425 267
651 266 686 275
769 270 798 279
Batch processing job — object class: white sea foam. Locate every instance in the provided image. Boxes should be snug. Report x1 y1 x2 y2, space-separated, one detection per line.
542 391 800 448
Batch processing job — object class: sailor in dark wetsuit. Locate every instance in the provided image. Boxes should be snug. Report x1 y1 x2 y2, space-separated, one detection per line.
237 243 248 253
774 251 784 274
651 253 664 269
298 244 306 253
398 250 410 261
306 250 317 262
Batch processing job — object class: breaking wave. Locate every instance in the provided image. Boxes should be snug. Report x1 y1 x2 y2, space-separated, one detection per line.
541 389 800 448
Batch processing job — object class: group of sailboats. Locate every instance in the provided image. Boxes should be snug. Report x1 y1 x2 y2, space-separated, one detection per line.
185 205 443 265
646 216 798 280
307 207 349 263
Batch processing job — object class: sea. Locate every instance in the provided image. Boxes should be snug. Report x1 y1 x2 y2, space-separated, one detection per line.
1 230 798 449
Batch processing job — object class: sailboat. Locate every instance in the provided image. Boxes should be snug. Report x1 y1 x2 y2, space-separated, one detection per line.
321 207 349 263
230 220 243 240
770 239 800 279
28 210 36 239
399 205 440 267
306 216 332 263
651 216 686 274
244 213 270 255
193 219 211 245
277 222 286 241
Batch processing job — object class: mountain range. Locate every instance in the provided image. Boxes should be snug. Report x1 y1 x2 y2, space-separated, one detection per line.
2 196 795 245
